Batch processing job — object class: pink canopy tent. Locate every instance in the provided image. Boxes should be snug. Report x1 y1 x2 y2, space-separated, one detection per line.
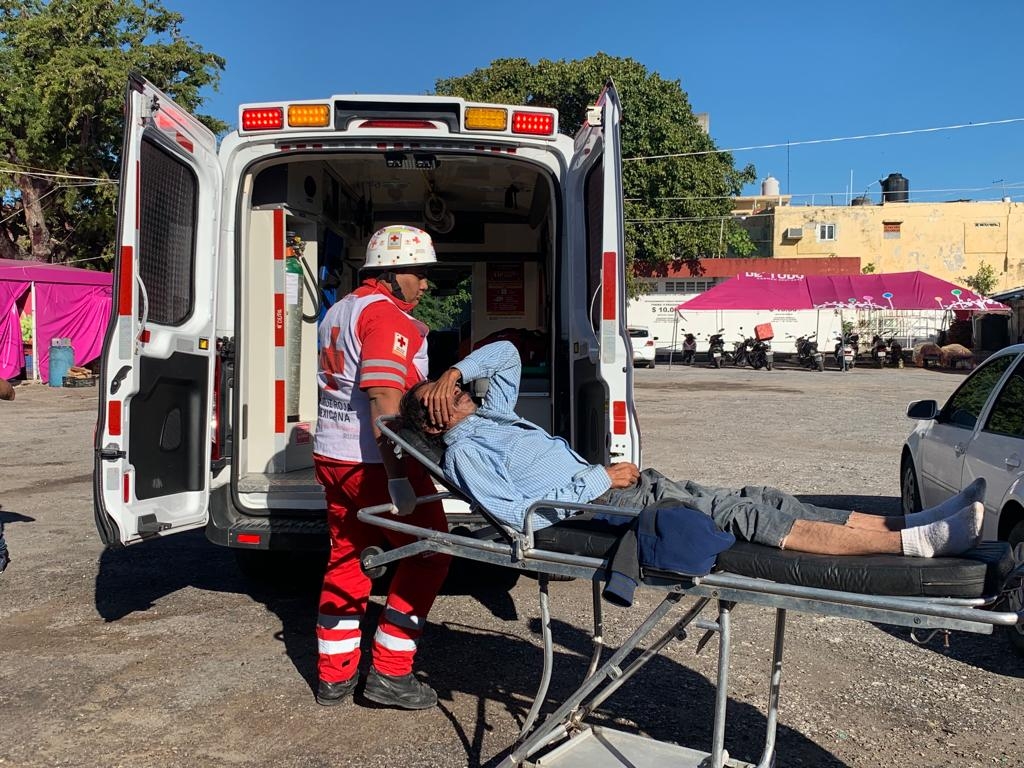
0 259 112 381
676 271 1010 313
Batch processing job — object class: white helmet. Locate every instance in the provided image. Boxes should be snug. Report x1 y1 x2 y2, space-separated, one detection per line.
363 225 437 270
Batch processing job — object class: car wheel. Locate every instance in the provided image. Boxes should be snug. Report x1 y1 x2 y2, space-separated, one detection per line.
900 454 922 516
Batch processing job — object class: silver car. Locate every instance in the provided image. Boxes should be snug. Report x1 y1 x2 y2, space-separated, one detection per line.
901 344 1024 651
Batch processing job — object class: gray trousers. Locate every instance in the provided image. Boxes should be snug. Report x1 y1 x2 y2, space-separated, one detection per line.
600 469 852 547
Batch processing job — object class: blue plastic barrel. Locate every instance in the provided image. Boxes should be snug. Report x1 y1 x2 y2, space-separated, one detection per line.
48 342 74 387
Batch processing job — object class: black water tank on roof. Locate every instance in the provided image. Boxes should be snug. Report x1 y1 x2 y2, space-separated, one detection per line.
880 172 909 203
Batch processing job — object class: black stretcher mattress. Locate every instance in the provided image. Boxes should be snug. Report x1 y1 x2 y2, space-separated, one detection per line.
534 521 1013 598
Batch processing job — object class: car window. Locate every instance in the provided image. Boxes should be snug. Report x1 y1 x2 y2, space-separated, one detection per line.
982 355 1024 438
938 353 1016 430
629 328 649 339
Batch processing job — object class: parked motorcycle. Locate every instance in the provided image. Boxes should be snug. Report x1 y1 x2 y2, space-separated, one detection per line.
707 329 728 368
750 337 774 370
791 333 825 371
887 336 905 368
680 332 697 365
870 334 889 368
732 331 754 368
833 332 859 370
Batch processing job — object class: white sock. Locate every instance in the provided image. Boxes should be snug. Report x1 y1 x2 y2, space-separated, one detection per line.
900 503 983 558
904 478 986 527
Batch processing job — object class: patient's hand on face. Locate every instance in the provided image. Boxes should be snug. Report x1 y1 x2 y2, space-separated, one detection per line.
606 462 640 489
416 368 462 429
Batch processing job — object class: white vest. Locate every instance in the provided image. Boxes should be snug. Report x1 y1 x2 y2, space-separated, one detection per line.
314 292 428 462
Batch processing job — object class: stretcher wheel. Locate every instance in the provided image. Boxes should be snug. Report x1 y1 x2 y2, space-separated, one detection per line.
361 546 388 579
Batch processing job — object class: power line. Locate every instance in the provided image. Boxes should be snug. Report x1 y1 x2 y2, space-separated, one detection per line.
624 117 1024 162
626 181 1024 205
0 163 117 184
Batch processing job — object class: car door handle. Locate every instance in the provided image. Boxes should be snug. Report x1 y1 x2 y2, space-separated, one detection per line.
1006 456 1022 470
953 443 966 457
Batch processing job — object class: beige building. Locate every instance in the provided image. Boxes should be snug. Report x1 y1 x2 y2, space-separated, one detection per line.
737 197 1024 292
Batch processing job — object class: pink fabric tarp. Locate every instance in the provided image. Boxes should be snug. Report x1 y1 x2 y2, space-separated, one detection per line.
0 279 29 379
676 270 1010 313
804 272 1009 312
34 283 112 381
674 272 813 310
0 259 112 380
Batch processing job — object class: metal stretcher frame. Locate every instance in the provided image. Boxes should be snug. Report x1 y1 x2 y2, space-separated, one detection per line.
357 418 1023 768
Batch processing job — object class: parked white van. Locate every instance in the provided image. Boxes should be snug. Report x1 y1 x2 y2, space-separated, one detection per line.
92 74 640 558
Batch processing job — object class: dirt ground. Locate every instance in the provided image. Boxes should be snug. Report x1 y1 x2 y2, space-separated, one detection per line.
0 364 1021 768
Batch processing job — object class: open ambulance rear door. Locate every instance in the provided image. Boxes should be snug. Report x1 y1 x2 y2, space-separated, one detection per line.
567 81 641 464
93 74 222 547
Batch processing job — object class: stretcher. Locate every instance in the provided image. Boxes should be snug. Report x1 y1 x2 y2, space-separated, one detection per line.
357 417 1024 768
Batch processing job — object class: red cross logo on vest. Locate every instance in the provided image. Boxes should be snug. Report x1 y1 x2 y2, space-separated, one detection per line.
393 332 408 358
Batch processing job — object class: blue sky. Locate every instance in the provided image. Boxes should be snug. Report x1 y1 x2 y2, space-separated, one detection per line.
168 0 1024 204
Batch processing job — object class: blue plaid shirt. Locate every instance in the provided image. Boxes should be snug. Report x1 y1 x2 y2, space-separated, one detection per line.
443 341 612 532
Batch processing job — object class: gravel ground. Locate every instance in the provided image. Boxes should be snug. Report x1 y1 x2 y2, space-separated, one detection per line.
0 363 1021 768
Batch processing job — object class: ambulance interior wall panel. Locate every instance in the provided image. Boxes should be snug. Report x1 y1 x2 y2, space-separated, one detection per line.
283 216 320 473
242 209 320 476
242 209 277 475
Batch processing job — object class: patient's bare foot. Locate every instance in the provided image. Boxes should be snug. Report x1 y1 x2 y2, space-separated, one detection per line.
900 503 983 558
904 478 986 528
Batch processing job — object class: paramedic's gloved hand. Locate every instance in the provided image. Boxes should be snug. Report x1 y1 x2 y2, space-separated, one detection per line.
606 462 640 489
417 368 462 429
387 477 418 516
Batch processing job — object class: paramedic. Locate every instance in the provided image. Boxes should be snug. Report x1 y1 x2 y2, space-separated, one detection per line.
313 225 450 710
403 341 985 559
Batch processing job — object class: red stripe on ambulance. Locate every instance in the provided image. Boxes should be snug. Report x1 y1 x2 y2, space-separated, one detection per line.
118 246 133 315
612 401 627 435
602 251 617 320
274 380 286 433
108 401 122 437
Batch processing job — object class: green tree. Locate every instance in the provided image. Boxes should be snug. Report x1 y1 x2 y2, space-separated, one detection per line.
414 276 472 331
435 54 757 294
0 0 226 265
962 261 998 297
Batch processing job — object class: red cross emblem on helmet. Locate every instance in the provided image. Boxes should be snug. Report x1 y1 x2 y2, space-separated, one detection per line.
388 232 401 247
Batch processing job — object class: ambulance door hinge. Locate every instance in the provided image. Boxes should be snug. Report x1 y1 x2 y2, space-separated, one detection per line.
98 445 126 461
217 336 236 360
137 515 171 534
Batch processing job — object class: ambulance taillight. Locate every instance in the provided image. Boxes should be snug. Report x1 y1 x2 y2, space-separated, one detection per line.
511 110 555 136
241 107 284 131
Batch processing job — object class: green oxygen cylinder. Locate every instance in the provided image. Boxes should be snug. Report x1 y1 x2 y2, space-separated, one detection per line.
284 232 305 420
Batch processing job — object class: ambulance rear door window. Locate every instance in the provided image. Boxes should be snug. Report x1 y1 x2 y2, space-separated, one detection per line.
138 137 198 326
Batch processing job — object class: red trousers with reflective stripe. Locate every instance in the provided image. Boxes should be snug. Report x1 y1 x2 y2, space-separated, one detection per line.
315 456 450 682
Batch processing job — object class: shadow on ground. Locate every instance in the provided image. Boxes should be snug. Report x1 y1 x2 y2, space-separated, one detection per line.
93 530 848 767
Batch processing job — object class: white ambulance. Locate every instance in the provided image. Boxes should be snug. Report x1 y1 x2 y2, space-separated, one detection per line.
92 73 640 559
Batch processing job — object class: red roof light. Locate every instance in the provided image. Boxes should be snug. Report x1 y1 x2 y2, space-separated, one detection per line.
511 111 554 136
357 119 438 129
242 107 284 131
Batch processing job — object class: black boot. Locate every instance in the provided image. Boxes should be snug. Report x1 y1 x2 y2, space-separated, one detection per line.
362 667 437 710
315 674 358 706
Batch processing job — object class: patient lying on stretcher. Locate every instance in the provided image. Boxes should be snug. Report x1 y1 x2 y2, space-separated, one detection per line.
399 341 985 559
